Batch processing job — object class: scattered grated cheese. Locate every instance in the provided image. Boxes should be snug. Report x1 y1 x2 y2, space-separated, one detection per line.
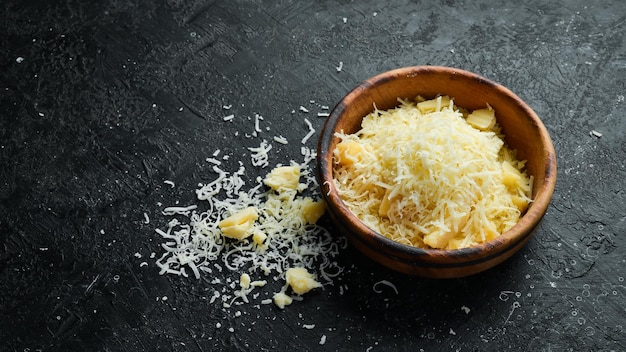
248 139 272 168
206 157 222 165
590 130 603 138
373 280 398 294
319 335 327 345
164 180 175 188
154 148 346 308
273 135 289 145
254 114 264 133
317 112 330 118
301 118 315 144
223 114 235 122
299 106 309 113
336 61 343 72
162 204 198 216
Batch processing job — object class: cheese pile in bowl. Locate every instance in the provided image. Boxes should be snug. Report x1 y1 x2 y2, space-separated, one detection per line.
332 96 533 250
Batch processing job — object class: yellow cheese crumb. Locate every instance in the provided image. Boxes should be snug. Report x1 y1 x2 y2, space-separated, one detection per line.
252 231 268 246
218 207 259 240
502 160 524 189
286 267 322 295
240 273 251 290
264 165 301 191
273 291 293 309
334 140 366 166
300 197 326 224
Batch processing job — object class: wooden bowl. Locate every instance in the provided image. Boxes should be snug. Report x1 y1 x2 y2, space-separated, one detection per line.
316 66 557 278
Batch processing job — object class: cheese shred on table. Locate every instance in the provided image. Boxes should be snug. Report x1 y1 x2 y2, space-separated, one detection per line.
155 145 345 308
332 96 533 250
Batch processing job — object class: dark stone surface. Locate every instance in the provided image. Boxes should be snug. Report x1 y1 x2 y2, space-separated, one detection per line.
1 0 625 351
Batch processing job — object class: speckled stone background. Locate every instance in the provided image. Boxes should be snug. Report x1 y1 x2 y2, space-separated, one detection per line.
1 0 625 351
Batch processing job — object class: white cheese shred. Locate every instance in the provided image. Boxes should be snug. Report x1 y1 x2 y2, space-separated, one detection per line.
273 135 288 145
301 118 315 145
254 114 263 133
162 205 198 216
373 280 399 294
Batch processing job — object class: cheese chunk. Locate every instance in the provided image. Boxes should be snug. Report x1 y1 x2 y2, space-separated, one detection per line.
218 207 259 240
502 160 524 188
416 95 451 114
273 291 293 309
264 165 301 191
252 231 268 246
286 267 322 295
240 273 251 290
466 107 495 131
334 140 365 166
300 197 326 224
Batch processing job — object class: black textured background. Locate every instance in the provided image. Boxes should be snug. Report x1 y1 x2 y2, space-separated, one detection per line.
1 0 625 351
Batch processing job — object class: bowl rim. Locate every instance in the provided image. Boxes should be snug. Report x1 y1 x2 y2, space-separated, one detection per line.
317 65 557 263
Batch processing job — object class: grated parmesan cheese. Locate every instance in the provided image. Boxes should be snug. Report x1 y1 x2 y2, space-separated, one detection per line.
155 148 346 307
373 280 398 294
319 335 327 345
285 267 322 295
248 139 272 168
273 135 288 144
333 96 533 250
301 118 315 144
